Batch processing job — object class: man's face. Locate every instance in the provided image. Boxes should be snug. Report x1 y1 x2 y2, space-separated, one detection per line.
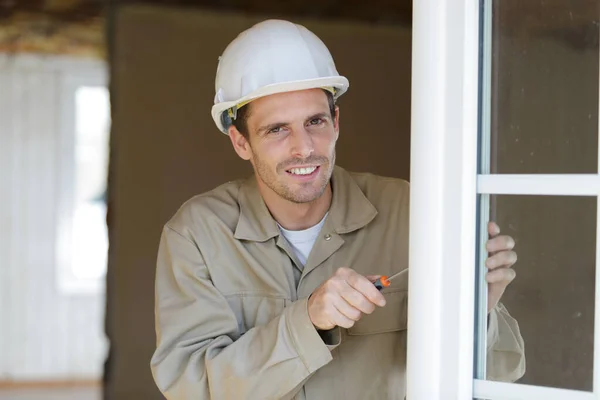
230 89 339 204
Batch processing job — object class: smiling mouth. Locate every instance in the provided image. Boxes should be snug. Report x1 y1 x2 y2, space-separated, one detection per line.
286 166 320 176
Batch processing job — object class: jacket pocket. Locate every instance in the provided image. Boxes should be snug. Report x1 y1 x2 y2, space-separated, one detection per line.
225 293 287 334
347 289 408 335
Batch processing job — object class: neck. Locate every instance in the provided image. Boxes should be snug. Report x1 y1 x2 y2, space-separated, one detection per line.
259 181 332 231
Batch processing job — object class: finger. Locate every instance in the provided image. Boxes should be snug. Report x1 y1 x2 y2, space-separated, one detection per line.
345 272 386 307
488 221 500 237
486 268 516 284
340 287 376 315
486 250 518 270
486 235 515 253
332 298 362 328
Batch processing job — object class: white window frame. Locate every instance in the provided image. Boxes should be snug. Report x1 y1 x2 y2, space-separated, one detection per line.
407 1 600 400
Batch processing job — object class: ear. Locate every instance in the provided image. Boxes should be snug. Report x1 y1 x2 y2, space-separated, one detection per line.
333 106 340 140
228 125 252 161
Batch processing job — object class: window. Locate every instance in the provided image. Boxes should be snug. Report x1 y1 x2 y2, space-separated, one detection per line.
71 86 110 281
56 70 110 295
407 1 599 399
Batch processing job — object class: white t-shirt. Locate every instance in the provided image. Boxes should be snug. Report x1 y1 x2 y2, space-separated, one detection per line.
278 213 328 267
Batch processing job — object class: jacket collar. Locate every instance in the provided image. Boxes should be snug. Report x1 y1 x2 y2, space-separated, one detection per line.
234 166 378 241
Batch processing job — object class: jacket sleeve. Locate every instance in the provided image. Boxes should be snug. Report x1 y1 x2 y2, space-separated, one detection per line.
486 302 526 382
150 225 340 400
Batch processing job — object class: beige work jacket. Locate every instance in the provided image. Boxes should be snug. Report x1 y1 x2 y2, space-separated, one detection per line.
151 166 525 399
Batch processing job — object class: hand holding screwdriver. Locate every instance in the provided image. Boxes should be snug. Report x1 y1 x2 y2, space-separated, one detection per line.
308 267 387 330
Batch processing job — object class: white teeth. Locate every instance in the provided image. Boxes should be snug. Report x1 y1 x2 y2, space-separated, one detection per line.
289 166 317 175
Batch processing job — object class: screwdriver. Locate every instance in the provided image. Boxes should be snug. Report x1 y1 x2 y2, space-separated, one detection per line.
373 270 406 291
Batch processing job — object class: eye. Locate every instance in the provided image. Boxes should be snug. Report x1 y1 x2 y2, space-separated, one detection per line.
268 126 284 134
308 118 324 126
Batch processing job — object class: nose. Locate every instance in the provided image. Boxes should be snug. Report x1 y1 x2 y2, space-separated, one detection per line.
290 127 314 159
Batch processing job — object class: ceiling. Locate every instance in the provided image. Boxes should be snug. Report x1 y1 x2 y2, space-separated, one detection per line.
0 0 412 24
1 0 596 28
0 0 596 56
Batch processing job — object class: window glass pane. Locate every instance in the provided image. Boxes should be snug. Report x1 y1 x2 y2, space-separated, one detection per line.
71 86 110 280
489 1 598 174
477 194 596 391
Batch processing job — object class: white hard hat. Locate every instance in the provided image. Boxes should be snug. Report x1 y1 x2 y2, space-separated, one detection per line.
211 19 350 134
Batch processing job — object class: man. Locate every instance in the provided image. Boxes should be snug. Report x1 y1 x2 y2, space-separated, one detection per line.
150 19 525 399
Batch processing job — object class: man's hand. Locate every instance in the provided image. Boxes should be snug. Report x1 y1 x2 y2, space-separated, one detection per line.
486 222 518 312
308 267 387 330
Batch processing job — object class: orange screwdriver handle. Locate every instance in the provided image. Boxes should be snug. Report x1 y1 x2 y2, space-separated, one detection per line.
373 275 390 291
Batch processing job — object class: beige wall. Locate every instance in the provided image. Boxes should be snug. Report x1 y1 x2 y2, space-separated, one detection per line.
106 6 411 398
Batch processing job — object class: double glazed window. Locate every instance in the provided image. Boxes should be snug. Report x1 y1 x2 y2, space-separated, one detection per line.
408 1 599 399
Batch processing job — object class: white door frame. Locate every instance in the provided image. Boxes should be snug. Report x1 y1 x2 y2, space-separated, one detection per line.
407 0 480 398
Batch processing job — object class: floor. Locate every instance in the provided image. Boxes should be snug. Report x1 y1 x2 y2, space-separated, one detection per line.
0 387 101 400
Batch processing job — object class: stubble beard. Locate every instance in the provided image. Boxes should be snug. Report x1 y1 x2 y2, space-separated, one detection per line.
253 151 336 204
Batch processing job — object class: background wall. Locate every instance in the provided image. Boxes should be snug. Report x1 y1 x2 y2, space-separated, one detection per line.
106 6 412 399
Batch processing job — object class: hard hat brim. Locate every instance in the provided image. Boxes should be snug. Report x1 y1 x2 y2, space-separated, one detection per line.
211 76 349 134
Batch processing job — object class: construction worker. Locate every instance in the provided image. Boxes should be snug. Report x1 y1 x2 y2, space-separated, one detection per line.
150 19 525 399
